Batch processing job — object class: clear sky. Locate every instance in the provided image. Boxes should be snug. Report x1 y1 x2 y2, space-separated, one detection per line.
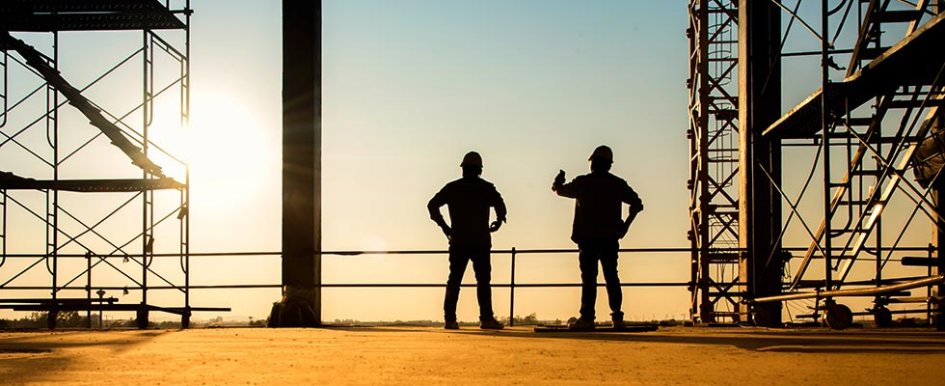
1 1 937 324
186 0 694 323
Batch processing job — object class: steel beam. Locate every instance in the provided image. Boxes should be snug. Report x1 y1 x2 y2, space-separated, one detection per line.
737 0 783 326
282 0 322 326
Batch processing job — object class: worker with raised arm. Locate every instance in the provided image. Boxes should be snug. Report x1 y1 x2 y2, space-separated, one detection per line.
428 151 507 330
553 145 643 330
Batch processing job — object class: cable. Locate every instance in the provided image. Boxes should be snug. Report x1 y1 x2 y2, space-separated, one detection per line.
769 0 829 45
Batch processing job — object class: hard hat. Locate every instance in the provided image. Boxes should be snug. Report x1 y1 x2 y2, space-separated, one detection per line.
461 151 483 167
588 145 613 162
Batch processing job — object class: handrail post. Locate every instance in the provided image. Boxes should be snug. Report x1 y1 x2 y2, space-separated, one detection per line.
86 251 92 329
928 243 933 327
509 247 516 327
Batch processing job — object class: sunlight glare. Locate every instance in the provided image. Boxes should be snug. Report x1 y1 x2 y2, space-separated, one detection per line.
185 91 276 212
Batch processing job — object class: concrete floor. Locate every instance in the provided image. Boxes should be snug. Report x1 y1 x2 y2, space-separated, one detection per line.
1 326 944 385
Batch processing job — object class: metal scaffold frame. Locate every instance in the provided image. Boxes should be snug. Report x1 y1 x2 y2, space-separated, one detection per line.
692 0 945 329
0 0 224 329
773 0 945 329
688 0 742 324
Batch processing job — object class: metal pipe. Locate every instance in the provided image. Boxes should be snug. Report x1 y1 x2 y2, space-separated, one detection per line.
86 251 92 328
821 0 834 297
509 247 516 326
1 282 694 291
183 0 192 330
1 245 937 258
752 274 945 303
50 30 60 330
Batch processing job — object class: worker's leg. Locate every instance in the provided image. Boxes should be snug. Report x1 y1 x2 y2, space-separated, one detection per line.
600 239 623 320
578 243 600 321
470 246 495 320
444 247 470 323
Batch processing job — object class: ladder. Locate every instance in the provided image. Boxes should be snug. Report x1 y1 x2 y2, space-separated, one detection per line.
1 189 6 267
1 48 7 128
790 0 940 290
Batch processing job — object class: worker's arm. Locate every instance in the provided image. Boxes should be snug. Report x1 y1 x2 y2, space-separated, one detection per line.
427 188 451 239
552 170 578 198
618 183 643 239
490 185 507 232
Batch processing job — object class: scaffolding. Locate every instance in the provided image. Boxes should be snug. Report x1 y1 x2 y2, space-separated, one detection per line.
690 0 945 329
0 0 223 328
688 0 742 324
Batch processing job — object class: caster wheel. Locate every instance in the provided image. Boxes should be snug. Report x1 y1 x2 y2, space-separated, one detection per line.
826 302 853 330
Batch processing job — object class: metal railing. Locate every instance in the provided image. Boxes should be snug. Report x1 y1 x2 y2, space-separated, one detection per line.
2 245 936 326
1 247 695 325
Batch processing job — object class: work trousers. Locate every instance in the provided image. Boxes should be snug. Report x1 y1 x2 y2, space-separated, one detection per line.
444 245 494 322
577 239 623 321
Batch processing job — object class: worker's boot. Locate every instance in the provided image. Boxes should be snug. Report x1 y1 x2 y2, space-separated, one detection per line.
612 311 626 329
444 320 459 330
568 317 595 330
479 317 504 330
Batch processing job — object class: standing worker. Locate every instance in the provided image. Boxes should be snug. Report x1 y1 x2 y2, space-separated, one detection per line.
428 151 507 330
552 145 643 330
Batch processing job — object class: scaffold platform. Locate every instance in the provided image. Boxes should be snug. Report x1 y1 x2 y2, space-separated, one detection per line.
0 0 186 32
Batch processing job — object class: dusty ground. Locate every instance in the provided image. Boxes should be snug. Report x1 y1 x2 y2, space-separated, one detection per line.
1 326 944 385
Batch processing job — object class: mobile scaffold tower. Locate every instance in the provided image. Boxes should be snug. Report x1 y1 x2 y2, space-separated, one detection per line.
0 0 224 328
691 0 945 329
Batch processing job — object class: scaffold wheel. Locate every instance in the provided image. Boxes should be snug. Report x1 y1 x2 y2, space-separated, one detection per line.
825 302 853 330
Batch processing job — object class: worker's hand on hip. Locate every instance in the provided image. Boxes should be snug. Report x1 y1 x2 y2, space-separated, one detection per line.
440 224 452 239
489 220 502 232
617 222 630 239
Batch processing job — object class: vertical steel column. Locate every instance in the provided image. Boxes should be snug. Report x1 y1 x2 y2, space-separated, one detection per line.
86 252 92 328
688 0 711 322
935 0 945 332
509 247 516 327
282 0 322 325
819 0 833 304
932 30 945 327
737 0 782 326
48 32 60 330
688 0 741 324
139 30 155 329
933 176 945 330
181 0 192 329
181 0 193 328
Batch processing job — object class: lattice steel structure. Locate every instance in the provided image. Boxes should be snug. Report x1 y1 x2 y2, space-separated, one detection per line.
0 0 223 329
762 0 945 329
688 0 742 324
690 0 945 329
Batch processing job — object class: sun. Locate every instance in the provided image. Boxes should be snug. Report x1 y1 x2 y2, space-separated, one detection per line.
177 91 278 211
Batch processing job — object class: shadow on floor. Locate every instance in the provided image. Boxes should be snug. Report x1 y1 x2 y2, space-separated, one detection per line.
0 330 172 383
325 325 945 354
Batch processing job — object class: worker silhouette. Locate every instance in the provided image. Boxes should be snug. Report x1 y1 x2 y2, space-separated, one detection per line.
553 145 643 330
428 151 507 330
